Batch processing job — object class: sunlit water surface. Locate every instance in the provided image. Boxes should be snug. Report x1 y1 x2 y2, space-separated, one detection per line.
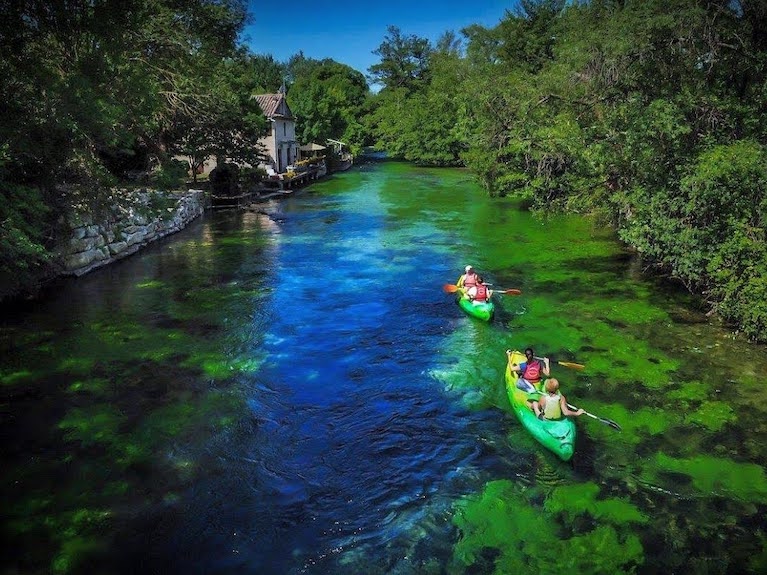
1 161 766 574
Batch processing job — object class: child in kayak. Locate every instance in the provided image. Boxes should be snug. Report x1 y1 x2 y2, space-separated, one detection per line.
532 378 584 420
467 276 493 305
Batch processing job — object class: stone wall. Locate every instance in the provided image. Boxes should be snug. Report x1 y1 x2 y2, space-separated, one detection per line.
56 189 207 277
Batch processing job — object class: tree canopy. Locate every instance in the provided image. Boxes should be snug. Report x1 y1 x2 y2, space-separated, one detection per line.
286 55 370 152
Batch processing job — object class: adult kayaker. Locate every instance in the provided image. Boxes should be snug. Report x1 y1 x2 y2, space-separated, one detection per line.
467 276 494 305
456 265 478 290
532 378 584 420
508 347 550 392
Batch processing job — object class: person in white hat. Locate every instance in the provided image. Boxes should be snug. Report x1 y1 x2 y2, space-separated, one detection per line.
456 265 478 291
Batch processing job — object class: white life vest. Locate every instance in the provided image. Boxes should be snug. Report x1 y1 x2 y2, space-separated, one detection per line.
543 392 562 420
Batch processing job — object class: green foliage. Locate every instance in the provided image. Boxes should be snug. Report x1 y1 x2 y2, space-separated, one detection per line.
239 167 267 189
0 182 52 298
150 160 188 191
286 56 369 150
0 0 262 298
368 26 432 92
368 43 468 165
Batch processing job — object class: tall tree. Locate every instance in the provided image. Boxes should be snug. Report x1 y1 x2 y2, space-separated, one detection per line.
368 26 432 92
286 57 369 151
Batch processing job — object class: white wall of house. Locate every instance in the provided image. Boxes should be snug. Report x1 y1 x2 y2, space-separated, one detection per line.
262 119 298 172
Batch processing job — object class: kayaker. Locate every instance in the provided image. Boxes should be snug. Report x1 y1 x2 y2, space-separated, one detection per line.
508 347 550 392
456 265 478 290
532 378 584 420
467 276 494 305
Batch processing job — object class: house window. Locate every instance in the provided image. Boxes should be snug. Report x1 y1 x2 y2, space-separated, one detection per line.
283 122 286 137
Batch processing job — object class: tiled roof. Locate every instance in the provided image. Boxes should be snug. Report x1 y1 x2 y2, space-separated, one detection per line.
252 93 293 119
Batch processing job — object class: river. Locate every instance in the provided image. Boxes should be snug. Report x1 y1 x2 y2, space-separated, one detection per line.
1 160 766 574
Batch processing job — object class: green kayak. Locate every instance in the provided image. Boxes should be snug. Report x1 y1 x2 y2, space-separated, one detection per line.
505 350 576 461
456 290 494 321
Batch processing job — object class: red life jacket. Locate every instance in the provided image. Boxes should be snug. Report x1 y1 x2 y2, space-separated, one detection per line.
463 272 478 288
523 360 541 382
473 284 488 302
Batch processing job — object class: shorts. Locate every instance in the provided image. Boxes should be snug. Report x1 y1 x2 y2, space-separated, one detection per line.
515 378 537 393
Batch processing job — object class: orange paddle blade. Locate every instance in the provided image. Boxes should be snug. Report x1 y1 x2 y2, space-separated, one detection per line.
501 289 522 295
443 284 460 293
558 361 585 371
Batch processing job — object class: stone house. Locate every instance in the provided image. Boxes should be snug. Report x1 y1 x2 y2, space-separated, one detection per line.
252 84 299 174
175 84 300 179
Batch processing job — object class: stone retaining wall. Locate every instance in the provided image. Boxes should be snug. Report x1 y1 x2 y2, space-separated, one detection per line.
56 189 207 277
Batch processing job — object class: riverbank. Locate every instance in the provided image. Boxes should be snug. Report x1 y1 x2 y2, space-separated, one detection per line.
58 189 207 277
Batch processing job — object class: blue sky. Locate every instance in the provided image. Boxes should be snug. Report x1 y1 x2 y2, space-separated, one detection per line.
242 1 517 81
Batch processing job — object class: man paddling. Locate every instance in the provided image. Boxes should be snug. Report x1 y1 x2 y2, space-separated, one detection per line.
508 347 550 393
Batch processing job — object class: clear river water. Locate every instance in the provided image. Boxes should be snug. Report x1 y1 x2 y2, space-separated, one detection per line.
1 160 766 574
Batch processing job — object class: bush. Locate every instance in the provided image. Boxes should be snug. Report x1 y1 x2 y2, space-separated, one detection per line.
240 167 267 189
151 159 188 191
0 182 52 299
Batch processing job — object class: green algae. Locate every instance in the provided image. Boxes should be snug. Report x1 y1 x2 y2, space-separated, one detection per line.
544 482 648 525
685 400 736 432
643 453 767 502
666 380 709 401
135 280 165 289
58 357 96 375
67 377 111 395
1 368 36 386
181 351 235 380
48 508 112 574
58 406 123 448
451 480 556 572
555 526 644 574
558 402 673 450
451 479 645 574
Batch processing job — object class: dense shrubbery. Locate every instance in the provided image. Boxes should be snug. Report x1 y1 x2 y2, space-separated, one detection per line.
0 182 52 300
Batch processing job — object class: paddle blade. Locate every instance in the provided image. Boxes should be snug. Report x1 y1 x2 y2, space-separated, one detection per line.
558 361 585 371
599 416 622 431
580 408 622 431
501 289 522 295
443 284 460 293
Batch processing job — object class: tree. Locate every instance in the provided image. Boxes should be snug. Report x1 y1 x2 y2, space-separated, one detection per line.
0 0 252 297
368 26 432 92
286 57 370 152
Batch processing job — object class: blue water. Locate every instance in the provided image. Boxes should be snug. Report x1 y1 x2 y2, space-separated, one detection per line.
2 161 766 574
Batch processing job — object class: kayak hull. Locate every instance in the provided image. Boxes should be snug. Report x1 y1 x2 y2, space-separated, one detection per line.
456 292 494 321
505 350 576 461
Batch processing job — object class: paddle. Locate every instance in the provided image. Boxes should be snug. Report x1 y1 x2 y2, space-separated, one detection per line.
579 408 622 431
532 391 622 431
442 284 522 295
535 356 586 371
